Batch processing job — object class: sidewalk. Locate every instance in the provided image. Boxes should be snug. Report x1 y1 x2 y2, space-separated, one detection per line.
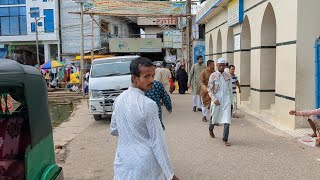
60 93 320 179
53 99 94 148
238 104 313 138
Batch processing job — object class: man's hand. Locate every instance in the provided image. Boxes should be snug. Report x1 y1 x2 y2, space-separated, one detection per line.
172 175 179 180
214 99 220 106
289 110 296 115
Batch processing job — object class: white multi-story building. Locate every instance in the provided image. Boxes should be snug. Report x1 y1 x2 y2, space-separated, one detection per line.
60 0 137 63
0 0 60 64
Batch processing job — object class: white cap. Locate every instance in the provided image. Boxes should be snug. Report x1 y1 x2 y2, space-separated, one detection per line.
217 58 226 64
156 63 161 67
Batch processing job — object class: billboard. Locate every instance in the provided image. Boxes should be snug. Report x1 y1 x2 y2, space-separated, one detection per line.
228 0 244 26
88 0 186 15
163 30 182 49
109 38 162 53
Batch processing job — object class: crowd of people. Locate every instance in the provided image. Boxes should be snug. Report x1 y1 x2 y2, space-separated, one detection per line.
109 54 320 179
109 56 245 179
188 56 241 146
43 63 86 92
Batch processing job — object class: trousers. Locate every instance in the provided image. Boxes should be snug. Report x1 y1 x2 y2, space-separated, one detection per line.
192 95 201 108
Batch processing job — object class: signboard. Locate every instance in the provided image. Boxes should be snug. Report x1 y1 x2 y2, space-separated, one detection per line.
193 40 206 64
90 0 186 15
156 18 177 25
139 38 162 52
109 38 162 53
234 34 240 51
163 30 182 49
227 0 244 26
138 17 177 26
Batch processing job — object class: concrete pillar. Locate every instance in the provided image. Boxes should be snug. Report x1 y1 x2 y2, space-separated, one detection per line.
234 51 250 102
260 48 276 109
250 48 276 112
249 49 261 112
57 43 61 61
239 50 251 101
44 44 51 63
226 52 234 65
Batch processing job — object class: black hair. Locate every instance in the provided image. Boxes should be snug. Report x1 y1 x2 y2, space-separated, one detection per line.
130 57 154 77
197 55 203 60
226 62 229 67
162 61 167 67
229 65 235 69
207 60 214 66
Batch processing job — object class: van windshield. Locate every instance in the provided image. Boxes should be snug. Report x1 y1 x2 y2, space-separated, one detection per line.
91 60 132 78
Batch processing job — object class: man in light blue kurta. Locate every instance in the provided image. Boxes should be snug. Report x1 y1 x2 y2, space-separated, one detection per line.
207 58 233 146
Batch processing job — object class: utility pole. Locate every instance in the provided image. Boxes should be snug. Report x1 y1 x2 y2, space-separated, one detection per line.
35 16 40 70
91 15 94 62
179 16 184 64
186 0 192 71
75 0 87 97
30 10 43 70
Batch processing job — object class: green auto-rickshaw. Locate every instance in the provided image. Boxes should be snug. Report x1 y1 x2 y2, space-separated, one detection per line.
0 59 63 179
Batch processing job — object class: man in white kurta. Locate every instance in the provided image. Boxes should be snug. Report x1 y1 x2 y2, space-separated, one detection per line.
110 57 178 180
188 55 206 112
208 58 233 146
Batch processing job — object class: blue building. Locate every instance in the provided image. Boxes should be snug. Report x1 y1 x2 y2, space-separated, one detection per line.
0 0 60 65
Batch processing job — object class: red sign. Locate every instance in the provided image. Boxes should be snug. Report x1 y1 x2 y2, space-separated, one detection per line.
156 18 177 25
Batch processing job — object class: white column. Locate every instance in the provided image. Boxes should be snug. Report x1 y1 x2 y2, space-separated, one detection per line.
44 44 51 63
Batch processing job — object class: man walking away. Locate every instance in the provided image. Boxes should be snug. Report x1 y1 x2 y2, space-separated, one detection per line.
146 80 172 130
208 58 233 146
155 62 172 92
229 65 241 118
110 57 179 180
154 63 162 81
200 60 215 122
176 64 188 94
188 55 206 112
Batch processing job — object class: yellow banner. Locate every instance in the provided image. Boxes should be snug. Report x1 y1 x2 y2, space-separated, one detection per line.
86 0 186 15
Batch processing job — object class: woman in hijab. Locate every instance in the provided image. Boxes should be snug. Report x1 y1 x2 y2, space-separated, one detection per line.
176 64 188 94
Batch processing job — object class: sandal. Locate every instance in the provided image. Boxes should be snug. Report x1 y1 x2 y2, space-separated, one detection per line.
202 116 207 122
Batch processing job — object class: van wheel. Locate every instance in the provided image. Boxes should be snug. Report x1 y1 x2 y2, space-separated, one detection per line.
93 115 102 121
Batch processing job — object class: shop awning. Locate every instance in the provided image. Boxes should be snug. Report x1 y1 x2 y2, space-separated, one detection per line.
71 55 113 61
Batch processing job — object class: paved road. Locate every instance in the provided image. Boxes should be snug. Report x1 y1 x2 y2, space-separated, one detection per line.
60 93 320 180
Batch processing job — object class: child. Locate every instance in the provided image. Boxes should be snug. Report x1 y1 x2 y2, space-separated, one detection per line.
289 108 320 146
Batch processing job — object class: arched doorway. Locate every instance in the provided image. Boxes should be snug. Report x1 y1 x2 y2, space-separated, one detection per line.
260 3 277 110
226 27 234 65
209 34 213 60
240 16 251 102
216 30 222 59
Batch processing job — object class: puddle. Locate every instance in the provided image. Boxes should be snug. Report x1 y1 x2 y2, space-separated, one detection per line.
49 103 73 127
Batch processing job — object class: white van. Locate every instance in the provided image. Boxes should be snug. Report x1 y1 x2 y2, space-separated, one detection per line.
88 56 138 120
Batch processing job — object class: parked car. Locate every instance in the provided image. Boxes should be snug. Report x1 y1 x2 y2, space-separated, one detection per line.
88 56 139 121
